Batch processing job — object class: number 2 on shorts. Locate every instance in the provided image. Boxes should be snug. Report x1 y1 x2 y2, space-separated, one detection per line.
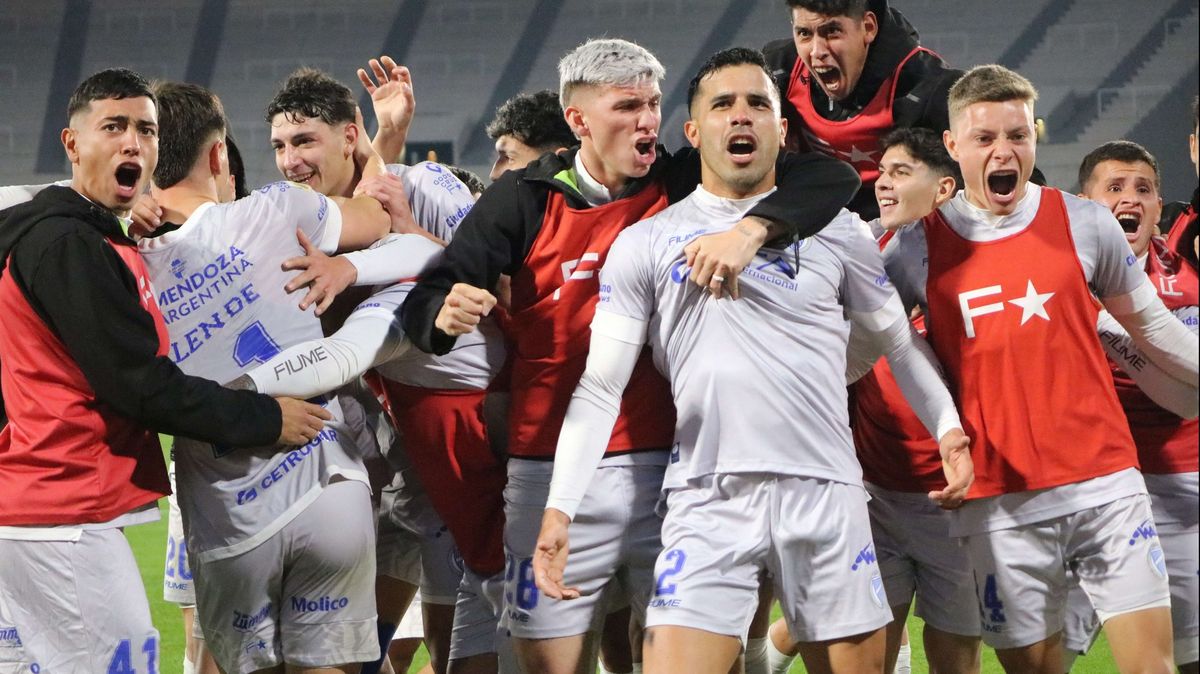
655 549 687 596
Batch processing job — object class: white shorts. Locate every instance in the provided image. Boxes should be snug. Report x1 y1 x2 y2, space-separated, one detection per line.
393 590 424 641
965 493 1171 650
192 480 378 671
0 528 158 673
378 469 463 605
1146 472 1199 665
1062 572 1100 655
647 474 892 643
449 568 506 660
164 460 196 605
0 592 38 674
503 459 664 640
866 485 981 637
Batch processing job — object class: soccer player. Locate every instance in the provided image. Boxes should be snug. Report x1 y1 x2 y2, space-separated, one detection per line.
1076 141 1199 674
0 68 329 673
763 0 960 219
882 64 1199 674
401 37 859 674
138 80 392 672
265 66 510 674
796 127 979 674
486 90 576 181
532 47 971 674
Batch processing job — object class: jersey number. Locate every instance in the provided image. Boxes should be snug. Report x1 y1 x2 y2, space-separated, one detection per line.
655 549 687 596
233 321 282 367
107 636 158 674
164 536 192 581
983 574 1006 624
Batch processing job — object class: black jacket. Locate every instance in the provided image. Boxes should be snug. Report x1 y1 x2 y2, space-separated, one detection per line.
764 0 961 218
401 146 860 355
0 186 281 446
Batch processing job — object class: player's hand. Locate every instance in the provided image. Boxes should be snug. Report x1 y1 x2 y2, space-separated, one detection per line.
930 428 973 509
354 173 422 236
128 193 164 237
533 508 581 600
359 56 414 159
282 229 358 315
435 283 496 336
275 396 332 446
684 216 770 300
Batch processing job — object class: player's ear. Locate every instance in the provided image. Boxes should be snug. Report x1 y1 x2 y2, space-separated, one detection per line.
862 11 879 43
208 138 226 177
343 121 358 157
935 175 956 205
943 129 959 162
564 106 588 139
778 116 788 146
683 119 700 149
61 127 79 164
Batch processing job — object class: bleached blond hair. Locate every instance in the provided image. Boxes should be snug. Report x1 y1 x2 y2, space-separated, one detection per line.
558 38 666 107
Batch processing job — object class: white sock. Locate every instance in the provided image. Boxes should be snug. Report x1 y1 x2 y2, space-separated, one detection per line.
183 655 197 674
1063 650 1080 672
744 637 770 674
630 665 643 674
766 635 796 674
893 642 911 674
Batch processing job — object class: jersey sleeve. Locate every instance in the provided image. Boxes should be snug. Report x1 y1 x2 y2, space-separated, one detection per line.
258 181 344 254
837 213 896 319
0 182 65 211
596 224 656 324
1079 200 1146 300
394 162 476 242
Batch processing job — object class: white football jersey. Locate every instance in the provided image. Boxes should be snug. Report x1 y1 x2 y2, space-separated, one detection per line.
139 181 368 562
599 187 895 489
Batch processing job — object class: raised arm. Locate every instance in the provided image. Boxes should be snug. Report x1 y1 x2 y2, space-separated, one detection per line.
360 56 415 164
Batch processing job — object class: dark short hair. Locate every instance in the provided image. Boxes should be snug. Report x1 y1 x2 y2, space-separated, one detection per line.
687 47 775 114
485 90 575 152
880 127 958 179
152 81 226 189
225 132 249 199
1078 140 1160 192
265 68 356 126
785 0 869 19
67 68 155 121
447 165 486 196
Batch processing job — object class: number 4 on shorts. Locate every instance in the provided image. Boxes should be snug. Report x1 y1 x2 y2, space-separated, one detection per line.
983 573 1006 624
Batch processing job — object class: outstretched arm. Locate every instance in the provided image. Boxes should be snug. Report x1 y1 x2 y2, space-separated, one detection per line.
534 311 647 599
1098 309 1199 418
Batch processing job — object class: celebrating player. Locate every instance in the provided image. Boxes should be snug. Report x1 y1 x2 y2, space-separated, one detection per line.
138 79 393 672
0 69 328 673
764 0 961 219
882 64 1198 674
1076 141 1199 673
533 47 970 674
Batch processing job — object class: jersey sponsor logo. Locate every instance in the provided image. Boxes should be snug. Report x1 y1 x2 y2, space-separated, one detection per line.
667 228 709 247
669 259 690 284
1128 518 1158 545
552 252 601 300
167 284 263 363
244 639 268 655
598 282 614 304
231 603 271 632
290 595 349 613
1148 544 1168 579
958 280 1055 339
157 245 255 327
0 624 22 647
850 542 877 571
446 203 472 230
269 345 330 382
1158 275 1184 297
258 180 311 195
1125 254 1137 267
869 572 886 608
234 430 335 505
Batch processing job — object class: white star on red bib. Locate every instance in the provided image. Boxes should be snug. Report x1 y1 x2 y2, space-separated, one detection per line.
1008 280 1054 325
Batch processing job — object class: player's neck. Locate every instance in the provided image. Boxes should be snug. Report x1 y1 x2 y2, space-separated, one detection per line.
701 168 775 201
154 179 219 223
576 146 630 199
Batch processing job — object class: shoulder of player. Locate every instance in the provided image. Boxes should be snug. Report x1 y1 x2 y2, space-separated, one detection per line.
811 208 871 249
389 161 464 193
243 181 331 215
